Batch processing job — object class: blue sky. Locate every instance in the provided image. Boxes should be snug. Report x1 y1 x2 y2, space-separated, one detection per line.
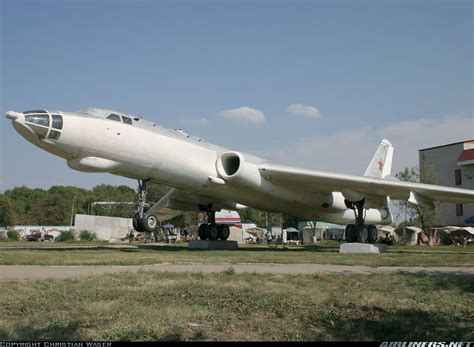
1 0 473 191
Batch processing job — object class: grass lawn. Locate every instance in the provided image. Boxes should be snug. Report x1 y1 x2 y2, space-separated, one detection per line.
0 271 472 341
0 242 473 267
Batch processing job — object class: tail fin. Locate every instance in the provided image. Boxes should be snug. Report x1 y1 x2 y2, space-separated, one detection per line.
364 139 393 178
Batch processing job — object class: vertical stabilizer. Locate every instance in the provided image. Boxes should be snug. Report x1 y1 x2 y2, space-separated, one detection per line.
364 139 393 178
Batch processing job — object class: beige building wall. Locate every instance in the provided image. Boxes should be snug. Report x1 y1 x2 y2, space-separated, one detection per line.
74 214 133 241
419 141 474 226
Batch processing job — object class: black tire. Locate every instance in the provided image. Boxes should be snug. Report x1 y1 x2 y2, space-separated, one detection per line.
198 224 208 240
141 214 158 233
218 224 230 240
367 225 378 243
208 223 219 240
345 224 354 242
355 224 368 243
133 213 144 232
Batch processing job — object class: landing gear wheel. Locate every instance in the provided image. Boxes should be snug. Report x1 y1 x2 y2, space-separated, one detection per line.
133 213 144 232
198 224 208 240
355 224 368 243
367 225 378 243
142 214 158 233
218 224 230 240
208 223 219 240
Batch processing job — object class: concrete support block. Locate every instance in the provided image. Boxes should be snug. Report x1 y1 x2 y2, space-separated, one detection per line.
339 243 388 254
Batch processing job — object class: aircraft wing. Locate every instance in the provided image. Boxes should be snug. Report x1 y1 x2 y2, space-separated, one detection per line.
260 164 474 205
147 188 244 222
146 189 185 221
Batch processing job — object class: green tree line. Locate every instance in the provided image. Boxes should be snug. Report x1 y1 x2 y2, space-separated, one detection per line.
0 183 299 229
0 184 165 226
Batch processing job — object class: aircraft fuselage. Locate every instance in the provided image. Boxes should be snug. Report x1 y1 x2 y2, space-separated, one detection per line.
6 108 392 225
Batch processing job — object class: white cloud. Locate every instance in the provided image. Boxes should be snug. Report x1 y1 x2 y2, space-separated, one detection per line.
253 113 473 176
218 106 266 124
180 117 209 125
288 103 322 119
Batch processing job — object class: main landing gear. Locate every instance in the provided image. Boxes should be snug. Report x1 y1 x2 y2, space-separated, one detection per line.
344 199 378 244
132 179 159 233
197 211 230 241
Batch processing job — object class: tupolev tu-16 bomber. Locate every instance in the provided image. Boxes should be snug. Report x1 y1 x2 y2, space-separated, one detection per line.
2 1 474 342
5 108 474 244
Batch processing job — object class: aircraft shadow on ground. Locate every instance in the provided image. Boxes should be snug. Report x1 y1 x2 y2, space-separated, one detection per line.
133 244 339 253
1 304 472 341
312 306 473 341
0 321 81 341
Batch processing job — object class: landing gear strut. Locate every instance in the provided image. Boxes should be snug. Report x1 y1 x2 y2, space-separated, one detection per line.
132 179 158 233
198 211 230 241
344 199 378 244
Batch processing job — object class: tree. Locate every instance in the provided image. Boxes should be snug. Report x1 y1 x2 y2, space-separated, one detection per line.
0 194 19 226
88 184 136 218
29 192 74 225
282 215 299 229
395 164 441 245
4 186 47 224
146 184 171 205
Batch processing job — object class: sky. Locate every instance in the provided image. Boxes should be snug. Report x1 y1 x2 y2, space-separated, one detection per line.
1 0 473 192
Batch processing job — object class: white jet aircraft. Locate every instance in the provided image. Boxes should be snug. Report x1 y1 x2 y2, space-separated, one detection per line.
5 108 474 243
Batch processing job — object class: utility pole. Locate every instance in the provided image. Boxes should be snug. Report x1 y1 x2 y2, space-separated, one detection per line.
70 198 75 226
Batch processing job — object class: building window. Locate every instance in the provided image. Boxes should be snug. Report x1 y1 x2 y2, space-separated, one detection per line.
456 204 463 216
455 169 462 185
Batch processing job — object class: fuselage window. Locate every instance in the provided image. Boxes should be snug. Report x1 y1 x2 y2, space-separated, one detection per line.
48 130 61 140
51 115 63 129
25 114 50 127
122 116 132 125
107 114 121 122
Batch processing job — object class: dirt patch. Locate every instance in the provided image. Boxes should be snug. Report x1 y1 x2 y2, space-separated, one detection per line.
0 263 472 281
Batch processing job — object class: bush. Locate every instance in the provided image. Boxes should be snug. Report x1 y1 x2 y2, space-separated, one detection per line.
79 230 96 241
6 230 20 241
56 230 76 242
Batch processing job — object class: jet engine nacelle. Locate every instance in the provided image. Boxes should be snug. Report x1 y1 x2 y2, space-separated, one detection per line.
216 151 262 190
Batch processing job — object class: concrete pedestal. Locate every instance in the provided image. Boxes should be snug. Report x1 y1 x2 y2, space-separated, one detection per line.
339 243 388 254
188 240 239 250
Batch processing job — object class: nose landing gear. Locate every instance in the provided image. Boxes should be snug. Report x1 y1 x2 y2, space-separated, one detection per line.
344 199 378 243
132 179 158 233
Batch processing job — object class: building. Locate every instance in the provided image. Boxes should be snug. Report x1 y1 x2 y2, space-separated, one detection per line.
419 140 474 226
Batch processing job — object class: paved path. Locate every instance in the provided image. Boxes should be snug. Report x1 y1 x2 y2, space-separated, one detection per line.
0 263 473 281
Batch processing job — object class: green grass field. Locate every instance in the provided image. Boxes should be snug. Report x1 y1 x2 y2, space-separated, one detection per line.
0 271 472 341
0 241 473 267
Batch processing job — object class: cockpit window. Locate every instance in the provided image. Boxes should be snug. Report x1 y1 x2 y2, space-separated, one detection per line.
107 113 121 122
122 116 132 125
48 130 61 140
28 124 48 139
25 114 50 127
24 110 48 114
51 115 63 129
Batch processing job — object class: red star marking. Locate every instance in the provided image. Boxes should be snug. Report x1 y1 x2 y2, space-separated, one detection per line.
377 159 384 172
